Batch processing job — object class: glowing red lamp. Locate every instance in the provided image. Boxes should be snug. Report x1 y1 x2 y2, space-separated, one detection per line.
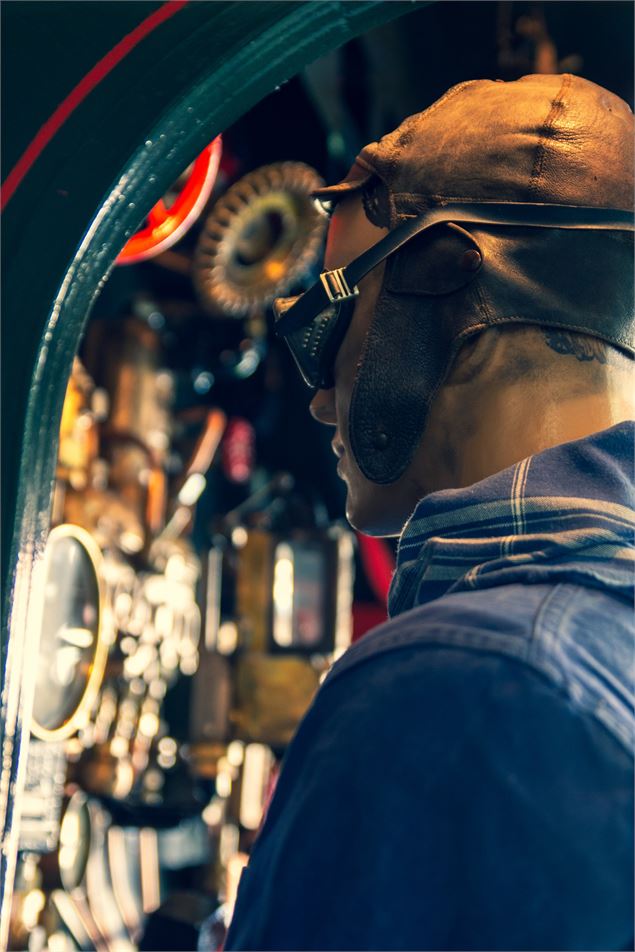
116 135 222 265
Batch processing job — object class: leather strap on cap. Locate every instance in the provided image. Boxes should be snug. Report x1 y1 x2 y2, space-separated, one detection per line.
275 202 633 338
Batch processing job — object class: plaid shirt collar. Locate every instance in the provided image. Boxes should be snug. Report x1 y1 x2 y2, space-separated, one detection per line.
388 422 635 618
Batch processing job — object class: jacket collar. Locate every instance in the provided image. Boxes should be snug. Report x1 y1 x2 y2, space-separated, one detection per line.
388 422 635 617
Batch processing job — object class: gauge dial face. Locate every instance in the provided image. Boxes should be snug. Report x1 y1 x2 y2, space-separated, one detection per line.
31 525 105 740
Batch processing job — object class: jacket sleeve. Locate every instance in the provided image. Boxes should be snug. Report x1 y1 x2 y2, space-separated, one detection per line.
223 645 634 951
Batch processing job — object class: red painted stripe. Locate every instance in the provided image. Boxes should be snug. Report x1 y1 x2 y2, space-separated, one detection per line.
356 533 395 605
1 0 188 211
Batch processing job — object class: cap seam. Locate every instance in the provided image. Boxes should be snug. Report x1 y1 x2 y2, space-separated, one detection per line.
528 73 573 199
375 80 484 203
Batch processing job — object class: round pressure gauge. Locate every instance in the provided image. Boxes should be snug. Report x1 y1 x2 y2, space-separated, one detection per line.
31 524 107 741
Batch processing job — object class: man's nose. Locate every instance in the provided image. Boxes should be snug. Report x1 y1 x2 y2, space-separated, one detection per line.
309 389 337 425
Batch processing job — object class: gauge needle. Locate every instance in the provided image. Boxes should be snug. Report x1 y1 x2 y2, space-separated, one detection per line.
59 627 94 649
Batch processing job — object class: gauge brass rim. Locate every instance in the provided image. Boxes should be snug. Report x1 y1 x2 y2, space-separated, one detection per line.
194 162 327 317
30 523 109 742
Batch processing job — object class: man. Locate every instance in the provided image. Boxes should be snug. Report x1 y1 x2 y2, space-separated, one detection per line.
224 74 634 951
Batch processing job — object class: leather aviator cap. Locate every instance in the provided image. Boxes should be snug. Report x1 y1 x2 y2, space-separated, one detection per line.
313 74 634 484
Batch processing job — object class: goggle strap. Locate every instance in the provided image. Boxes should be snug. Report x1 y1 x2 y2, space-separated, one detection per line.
275 201 633 336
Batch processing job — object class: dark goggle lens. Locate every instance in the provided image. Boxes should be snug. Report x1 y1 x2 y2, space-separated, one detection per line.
273 295 355 389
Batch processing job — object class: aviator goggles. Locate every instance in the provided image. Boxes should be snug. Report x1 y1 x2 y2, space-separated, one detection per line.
273 200 633 390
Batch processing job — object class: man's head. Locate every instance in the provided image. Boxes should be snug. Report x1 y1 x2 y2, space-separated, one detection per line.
275 74 634 535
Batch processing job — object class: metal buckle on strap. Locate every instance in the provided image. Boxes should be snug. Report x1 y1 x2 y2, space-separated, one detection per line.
320 269 360 303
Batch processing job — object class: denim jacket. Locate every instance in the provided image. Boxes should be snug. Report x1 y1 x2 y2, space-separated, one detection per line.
225 423 634 952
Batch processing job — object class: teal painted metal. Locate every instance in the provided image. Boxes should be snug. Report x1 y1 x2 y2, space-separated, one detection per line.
0 0 424 934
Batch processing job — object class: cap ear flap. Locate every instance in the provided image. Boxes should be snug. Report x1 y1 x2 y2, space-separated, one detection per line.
385 222 482 296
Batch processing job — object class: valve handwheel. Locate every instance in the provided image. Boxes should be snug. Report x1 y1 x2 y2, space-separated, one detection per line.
116 136 222 265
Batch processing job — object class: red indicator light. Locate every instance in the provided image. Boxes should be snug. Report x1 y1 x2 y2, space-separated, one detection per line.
116 135 222 265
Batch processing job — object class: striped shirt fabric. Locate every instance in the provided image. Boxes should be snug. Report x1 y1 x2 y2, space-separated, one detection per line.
389 421 635 615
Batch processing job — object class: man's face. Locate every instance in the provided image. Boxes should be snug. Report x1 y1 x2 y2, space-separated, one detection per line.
309 197 431 537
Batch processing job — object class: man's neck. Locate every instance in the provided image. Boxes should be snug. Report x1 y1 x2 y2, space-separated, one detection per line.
414 379 634 495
